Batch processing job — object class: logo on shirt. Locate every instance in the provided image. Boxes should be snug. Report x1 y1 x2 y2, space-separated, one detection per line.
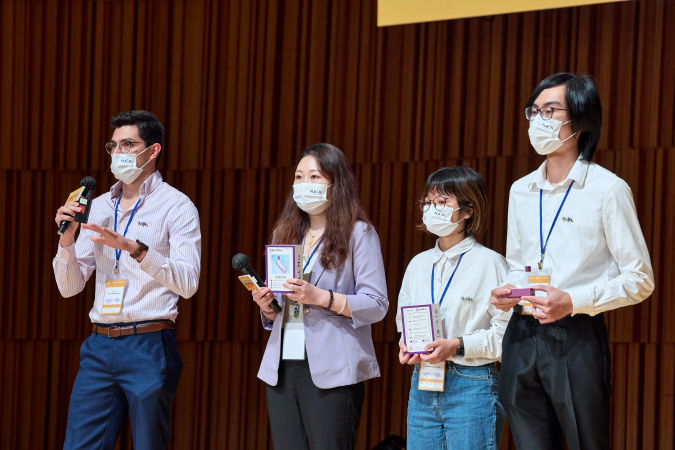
562 217 574 223
138 222 149 227
461 296 474 302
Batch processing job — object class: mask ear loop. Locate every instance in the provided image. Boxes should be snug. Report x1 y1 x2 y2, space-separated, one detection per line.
449 206 467 225
560 122 577 143
460 204 474 223
561 132 578 143
136 145 155 170
559 120 578 143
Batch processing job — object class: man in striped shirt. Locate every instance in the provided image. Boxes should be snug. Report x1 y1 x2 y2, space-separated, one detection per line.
53 110 201 449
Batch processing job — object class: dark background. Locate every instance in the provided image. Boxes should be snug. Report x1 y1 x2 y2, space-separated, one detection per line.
0 0 673 448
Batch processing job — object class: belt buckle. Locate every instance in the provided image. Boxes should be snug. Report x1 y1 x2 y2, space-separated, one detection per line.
107 326 119 338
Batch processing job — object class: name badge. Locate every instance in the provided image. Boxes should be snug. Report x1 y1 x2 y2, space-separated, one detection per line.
522 269 551 314
101 279 125 315
418 361 445 391
282 323 306 360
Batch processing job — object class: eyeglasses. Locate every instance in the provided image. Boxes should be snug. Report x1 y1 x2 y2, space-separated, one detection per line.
524 106 569 121
419 197 461 212
105 140 144 154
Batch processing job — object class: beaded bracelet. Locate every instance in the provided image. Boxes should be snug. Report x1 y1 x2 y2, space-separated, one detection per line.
324 289 334 311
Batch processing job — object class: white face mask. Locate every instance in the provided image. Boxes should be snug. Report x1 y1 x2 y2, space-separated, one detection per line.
423 206 464 237
293 183 332 215
110 146 152 184
528 114 577 155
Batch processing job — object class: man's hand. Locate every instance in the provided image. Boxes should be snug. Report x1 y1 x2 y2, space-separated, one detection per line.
82 223 136 252
419 338 460 364
523 285 573 324
490 284 520 312
55 201 83 246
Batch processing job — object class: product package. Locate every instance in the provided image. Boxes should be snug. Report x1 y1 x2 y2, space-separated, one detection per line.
400 304 443 354
507 288 535 298
265 245 303 293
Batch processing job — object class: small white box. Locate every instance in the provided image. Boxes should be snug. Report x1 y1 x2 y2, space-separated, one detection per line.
400 304 443 354
265 245 303 293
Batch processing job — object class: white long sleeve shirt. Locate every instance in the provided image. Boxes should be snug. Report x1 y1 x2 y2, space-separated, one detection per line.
53 171 201 323
396 236 511 365
503 158 654 316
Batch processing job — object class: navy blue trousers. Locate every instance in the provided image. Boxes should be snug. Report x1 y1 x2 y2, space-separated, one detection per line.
64 329 183 450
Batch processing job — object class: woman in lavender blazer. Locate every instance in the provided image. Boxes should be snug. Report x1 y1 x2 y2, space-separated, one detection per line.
252 143 388 450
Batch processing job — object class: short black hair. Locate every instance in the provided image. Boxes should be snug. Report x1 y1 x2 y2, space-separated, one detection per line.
110 110 165 165
422 166 489 236
526 73 602 161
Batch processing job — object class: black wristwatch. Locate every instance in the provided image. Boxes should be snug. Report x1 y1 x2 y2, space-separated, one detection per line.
456 336 465 357
130 239 149 260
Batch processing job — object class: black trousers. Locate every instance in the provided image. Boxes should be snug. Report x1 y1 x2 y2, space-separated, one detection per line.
499 311 612 450
266 358 365 450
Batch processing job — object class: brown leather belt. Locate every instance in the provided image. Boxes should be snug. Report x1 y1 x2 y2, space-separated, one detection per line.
92 321 174 338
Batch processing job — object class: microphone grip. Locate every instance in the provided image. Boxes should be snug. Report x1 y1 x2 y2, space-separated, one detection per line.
57 188 93 236
246 265 282 314
57 215 74 236
246 265 266 287
268 299 282 314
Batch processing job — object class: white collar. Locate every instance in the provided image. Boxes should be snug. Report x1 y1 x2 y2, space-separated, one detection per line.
528 157 589 191
430 235 476 264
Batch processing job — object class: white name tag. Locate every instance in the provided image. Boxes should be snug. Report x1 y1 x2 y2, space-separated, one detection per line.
529 271 551 314
101 279 125 315
521 268 551 315
418 361 445 391
282 323 305 360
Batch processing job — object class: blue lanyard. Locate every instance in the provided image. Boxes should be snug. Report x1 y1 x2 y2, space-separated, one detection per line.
114 193 141 273
539 181 574 269
303 236 324 272
431 252 466 306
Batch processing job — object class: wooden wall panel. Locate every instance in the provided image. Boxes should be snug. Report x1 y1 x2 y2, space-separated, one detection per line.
1 0 674 448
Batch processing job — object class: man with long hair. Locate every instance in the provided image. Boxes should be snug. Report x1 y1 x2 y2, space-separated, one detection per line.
491 74 654 449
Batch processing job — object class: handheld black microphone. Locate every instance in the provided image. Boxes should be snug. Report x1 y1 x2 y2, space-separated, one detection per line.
58 177 97 236
232 253 282 313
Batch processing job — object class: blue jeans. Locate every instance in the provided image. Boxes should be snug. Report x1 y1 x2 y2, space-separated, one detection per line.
63 329 183 449
407 362 505 450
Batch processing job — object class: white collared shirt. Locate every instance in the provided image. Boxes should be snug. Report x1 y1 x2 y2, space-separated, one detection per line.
503 158 654 315
53 171 202 323
396 236 511 365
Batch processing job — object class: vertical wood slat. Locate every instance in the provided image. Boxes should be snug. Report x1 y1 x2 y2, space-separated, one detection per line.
1 0 674 448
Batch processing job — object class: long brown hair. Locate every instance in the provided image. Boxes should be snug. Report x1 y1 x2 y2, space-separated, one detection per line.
271 143 372 269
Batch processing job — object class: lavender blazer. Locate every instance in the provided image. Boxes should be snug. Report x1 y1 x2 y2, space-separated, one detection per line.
257 221 389 389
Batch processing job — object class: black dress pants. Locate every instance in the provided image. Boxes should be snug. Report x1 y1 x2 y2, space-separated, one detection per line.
266 358 365 450
499 310 612 450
